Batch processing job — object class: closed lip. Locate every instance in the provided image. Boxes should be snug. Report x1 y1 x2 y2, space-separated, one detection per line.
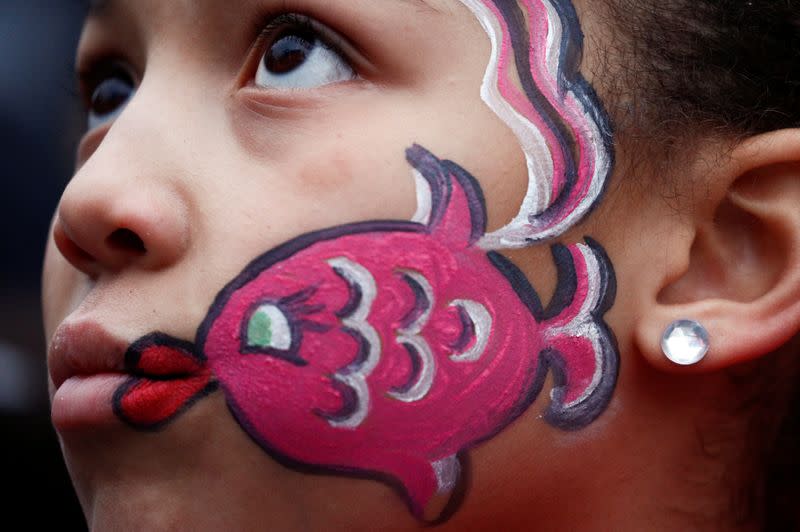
48 320 130 392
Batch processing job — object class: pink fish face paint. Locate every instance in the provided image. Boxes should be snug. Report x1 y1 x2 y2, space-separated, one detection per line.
114 145 618 519
112 0 619 521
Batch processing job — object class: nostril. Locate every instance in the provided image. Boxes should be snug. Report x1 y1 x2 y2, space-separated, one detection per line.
106 228 147 255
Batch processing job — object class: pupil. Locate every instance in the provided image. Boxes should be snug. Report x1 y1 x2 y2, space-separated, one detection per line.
265 32 315 75
248 311 273 348
91 77 132 117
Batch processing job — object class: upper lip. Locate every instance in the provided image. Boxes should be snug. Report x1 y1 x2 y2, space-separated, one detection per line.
48 320 130 390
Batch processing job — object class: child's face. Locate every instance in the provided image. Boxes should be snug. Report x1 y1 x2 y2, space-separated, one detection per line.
43 0 615 528
44 0 530 337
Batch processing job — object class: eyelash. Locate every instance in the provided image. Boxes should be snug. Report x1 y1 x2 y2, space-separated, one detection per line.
249 12 355 77
75 11 357 118
261 13 317 41
76 59 133 110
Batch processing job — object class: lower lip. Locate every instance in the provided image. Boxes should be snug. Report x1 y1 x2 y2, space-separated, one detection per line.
51 374 130 431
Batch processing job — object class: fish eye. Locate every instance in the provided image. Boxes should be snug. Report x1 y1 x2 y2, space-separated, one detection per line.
255 14 356 90
81 63 137 131
246 303 293 351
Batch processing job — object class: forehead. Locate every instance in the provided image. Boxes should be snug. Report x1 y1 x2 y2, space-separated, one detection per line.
75 0 473 85
79 0 457 54
86 0 445 16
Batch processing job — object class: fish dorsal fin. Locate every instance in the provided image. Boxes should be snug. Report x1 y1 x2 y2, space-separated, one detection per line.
406 144 487 248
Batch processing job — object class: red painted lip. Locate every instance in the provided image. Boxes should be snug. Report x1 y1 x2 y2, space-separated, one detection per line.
112 333 214 430
48 320 130 393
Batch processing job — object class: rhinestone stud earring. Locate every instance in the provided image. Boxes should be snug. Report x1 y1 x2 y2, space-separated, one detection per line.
661 319 710 366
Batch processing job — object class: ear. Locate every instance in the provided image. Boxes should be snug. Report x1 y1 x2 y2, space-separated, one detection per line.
634 129 800 372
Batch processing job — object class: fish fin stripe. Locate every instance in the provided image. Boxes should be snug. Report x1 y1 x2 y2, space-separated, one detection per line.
487 239 618 430
541 237 618 429
540 243 578 321
405 144 452 232
442 160 488 246
493 0 578 196
406 144 488 247
464 0 616 248
486 250 546 321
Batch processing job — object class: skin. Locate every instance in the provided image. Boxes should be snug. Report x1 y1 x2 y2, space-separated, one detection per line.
43 0 800 530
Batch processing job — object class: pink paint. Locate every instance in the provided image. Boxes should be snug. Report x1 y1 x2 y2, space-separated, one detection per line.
482 0 570 200
106 0 619 520
463 0 615 247
516 0 603 212
116 145 618 518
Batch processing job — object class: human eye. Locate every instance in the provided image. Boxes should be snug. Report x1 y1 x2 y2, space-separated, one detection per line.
78 61 137 131
254 13 357 90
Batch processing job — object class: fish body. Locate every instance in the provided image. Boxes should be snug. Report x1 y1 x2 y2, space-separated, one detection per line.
115 145 617 517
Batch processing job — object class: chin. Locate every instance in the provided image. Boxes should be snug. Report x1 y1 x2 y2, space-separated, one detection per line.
57 396 258 528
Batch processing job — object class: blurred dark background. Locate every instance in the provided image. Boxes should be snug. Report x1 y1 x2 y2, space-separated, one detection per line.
1 1 87 528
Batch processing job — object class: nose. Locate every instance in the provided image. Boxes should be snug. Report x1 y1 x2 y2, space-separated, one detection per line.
53 130 191 277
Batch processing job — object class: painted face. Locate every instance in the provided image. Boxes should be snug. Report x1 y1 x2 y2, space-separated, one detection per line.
114 144 616 517
44 0 617 526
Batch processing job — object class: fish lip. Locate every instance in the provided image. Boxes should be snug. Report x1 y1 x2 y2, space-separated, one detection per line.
122 332 206 376
47 320 130 392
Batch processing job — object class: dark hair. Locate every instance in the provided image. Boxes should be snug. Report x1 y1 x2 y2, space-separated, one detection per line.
598 2 799 529
599 0 800 141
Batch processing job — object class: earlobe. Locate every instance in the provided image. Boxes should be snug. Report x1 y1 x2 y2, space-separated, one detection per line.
634 129 800 373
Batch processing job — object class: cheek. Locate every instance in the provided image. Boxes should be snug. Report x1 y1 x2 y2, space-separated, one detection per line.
283 145 417 226
453 130 529 234
196 148 417 288
429 104 530 234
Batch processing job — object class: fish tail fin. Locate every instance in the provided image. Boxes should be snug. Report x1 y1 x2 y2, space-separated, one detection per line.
113 333 218 431
539 238 618 429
